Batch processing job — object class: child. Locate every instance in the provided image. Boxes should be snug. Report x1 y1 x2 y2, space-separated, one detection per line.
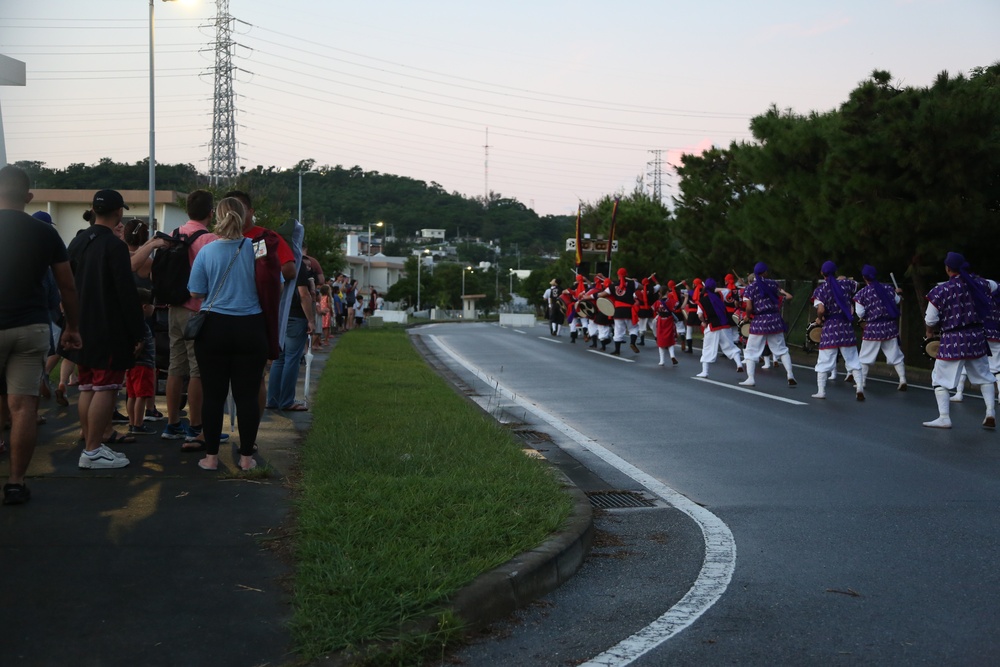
126 289 157 435
353 295 365 328
318 284 332 344
332 286 345 332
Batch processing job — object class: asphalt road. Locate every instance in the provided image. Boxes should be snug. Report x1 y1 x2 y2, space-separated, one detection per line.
419 322 1000 666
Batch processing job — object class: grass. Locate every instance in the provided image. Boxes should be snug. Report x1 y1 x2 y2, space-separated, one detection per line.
291 327 573 664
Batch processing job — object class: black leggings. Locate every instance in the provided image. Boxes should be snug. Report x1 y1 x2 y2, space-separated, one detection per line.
194 312 268 456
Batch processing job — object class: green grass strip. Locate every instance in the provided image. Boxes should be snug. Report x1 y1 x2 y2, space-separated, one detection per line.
291 327 572 662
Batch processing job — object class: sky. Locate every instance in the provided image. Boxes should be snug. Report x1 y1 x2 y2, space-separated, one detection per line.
1 0 997 217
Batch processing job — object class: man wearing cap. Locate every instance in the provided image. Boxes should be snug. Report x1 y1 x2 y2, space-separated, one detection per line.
161 190 218 446
740 262 797 387
543 278 565 336
811 261 864 400
65 189 145 469
0 166 82 504
854 265 907 391
695 277 744 378
923 252 997 429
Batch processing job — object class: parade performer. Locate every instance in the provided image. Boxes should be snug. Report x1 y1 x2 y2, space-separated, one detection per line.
854 264 907 391
590 277 614 351
667 280 688 344
922 252 997 429
570 274 590 343
811 261 864 400
654 290 679 366
739 262 797 387
636 277 657 346
695 278 743 378
683 278 703 353
599 268 640 355
543 278 565 336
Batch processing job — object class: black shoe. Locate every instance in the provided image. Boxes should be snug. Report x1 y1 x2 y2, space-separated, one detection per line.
112 410 129 425
630 343 640 354
2 483 31 505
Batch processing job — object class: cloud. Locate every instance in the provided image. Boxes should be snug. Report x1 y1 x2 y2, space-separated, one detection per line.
667 138 717 168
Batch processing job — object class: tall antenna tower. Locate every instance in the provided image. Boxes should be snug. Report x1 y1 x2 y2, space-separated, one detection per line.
208 0 238 186
483 127 490 208
647 149 664 203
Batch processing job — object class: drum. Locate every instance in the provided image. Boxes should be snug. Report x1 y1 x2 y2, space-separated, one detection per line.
732 313 743 326
803 322 822 352
556 299 568 315
596 297 615 317
739 321 752 338
576 300 595 319
923 336 941 360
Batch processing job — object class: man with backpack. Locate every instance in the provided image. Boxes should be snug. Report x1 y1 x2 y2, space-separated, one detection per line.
153 190 217 445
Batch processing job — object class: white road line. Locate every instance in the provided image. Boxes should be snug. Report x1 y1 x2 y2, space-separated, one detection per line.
538 336 562 344
428 334 736 667
587 349 636 363
691 377 808 405
514 329 527 334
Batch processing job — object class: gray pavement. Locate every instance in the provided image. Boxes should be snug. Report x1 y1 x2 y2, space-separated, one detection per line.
0 354 325 667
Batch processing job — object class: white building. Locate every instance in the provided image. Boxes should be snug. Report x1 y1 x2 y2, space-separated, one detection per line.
343 233 405 293
420 228 446 239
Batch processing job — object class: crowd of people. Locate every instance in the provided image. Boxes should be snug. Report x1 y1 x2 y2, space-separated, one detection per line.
544 256 1000 430
0 164 380 505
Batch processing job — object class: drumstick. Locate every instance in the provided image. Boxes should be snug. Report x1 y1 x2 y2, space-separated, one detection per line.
890 272 900 291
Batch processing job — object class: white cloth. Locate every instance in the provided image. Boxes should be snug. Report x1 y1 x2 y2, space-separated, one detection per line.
744 332 790 362
700 327 742 364
815 346 861 374
932 356 994 389
858 337 904 365
991 340 1000 374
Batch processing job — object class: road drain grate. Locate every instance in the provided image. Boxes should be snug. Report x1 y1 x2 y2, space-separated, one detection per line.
587 491 657 510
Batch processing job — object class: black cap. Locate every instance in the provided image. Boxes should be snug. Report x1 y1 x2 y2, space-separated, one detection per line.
92 189 129 213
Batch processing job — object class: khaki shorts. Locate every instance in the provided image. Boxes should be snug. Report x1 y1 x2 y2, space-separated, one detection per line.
168 307 201 377
0 323 50 396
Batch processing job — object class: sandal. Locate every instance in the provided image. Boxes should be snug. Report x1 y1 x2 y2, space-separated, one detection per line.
105 431 136 445
197 459 218 471
180 440 206 453
282 403 308 412
55 384 69 407
239 459 258 472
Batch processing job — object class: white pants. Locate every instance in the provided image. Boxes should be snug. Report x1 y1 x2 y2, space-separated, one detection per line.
637 317 650 333
932 356 994 390
700 327 742 364
588 320 599 338
991 340 1000 374
574 317 589 334
858 338 904 366
815 346 861 374
613 319 637 342
598 324 611 341
744 333 789 362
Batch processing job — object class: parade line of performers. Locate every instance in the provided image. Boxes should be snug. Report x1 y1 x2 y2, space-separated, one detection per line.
540 253 1000 430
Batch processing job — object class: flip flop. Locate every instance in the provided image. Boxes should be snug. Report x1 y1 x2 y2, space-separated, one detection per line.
106 431 136 445
180 440 206 452
197 459 218 471
282 403 308 412
239 459 258 472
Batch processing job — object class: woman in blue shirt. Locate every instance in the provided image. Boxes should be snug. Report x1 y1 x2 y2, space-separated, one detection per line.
188 197 267 471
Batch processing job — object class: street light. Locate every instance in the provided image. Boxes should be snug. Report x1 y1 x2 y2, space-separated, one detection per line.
416 249 430 312
367 221 383 290
461 265 473 298
149 0 182 232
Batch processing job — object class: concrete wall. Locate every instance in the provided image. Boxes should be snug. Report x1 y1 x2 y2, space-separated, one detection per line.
500 314 537 327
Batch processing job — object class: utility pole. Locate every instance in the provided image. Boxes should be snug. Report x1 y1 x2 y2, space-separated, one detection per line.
483 127 490 208
208 0 238 186
647 149 664 203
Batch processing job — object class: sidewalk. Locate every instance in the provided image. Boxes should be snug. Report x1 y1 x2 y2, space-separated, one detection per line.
0 353 325 667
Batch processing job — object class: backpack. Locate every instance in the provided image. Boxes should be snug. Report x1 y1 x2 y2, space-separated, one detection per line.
151 229 209 306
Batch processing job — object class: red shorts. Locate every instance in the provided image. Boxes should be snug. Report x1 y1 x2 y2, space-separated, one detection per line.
125 364 155 398
78 366 127 392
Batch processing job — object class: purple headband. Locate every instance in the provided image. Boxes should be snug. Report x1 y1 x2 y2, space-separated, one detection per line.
862 264 899 319
753 261 779 305
703 278 729 324
821 261 853 322
945 252 966 271
945 252 991 320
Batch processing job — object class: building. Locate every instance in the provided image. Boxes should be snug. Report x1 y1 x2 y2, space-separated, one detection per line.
420 228 446 240
342 233 405 293
28 189 187 247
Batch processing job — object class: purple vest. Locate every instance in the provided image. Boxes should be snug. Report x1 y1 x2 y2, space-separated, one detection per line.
743 279 785 335
854 282 900 341
927 276 990 360
812 279 858 349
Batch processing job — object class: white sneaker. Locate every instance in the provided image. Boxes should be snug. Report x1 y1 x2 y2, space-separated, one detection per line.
922 417 952 429
811 392 826 399
739 379 755 386
79 444 130 469
695 371 709 378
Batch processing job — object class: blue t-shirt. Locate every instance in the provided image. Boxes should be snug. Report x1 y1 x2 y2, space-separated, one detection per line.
188 239 262 316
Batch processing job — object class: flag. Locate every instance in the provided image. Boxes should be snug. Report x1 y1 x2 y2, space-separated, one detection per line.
574 205 582 267
606 197 619 263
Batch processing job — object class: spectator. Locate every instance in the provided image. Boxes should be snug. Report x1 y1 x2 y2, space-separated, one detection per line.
188 197 268 471
318 284 332 345
266 256 315 411
353 296 365 328
162 190 218 446
0 166 82 503
65 189 144 470
344 279 357 329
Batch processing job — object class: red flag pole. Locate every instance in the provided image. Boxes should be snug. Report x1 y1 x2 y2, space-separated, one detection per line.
574 204 582 268
606 197 619 274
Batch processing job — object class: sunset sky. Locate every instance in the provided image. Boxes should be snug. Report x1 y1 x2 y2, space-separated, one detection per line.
2 0 996 216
